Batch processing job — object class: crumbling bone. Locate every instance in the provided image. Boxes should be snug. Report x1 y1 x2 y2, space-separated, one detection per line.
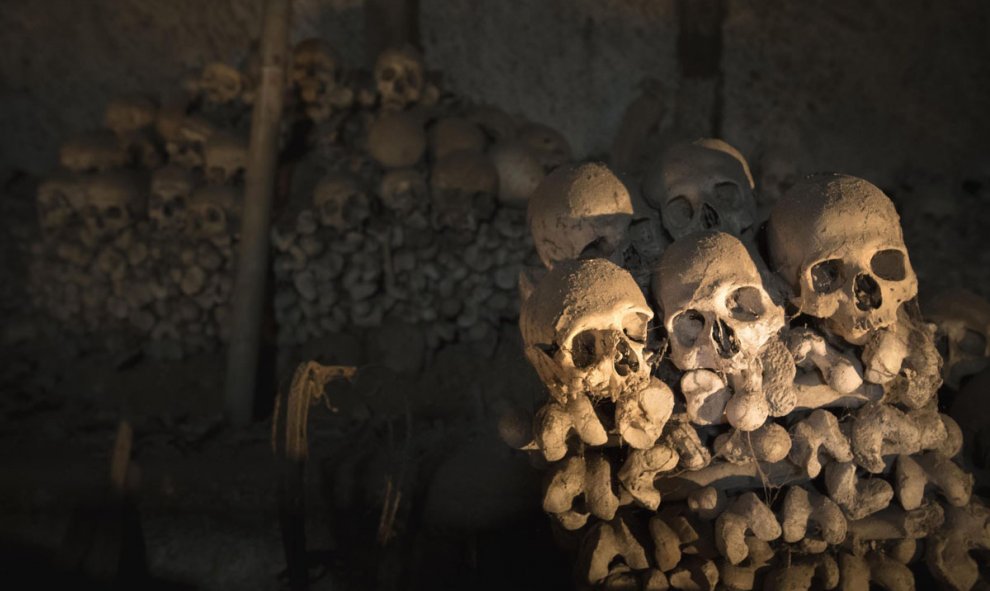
617 443 680 510
764 553 839 591
718 537 774 591
824 461 893 520
838 551 914 591
845 498 945 545
542 452 620 529
878 308 944 409
714 492 781 565
787 326 864 394
779 485 847 553
767 174 918 346
926 501 990 591
527 161 634 269
895 452 973 510
788 409 854 479
714 422 791 464
642 138 757 240
616 378 676 449
578 517 651 586
665 419 712 471
532 395 608 462
680 369 731 426
687 486 726 521
846 403 949 473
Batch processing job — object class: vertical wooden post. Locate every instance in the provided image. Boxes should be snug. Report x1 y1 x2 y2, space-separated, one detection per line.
225 0 291 424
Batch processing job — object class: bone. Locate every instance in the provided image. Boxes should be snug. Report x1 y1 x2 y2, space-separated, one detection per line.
714 421 791 464
687 486 727 521
665 420 712 471
896 452 973 509
616 378 676 449
616 443 680 511
718 537 774 591
779 486 847 553
763 554 839 591
787 326 864 394
824 461 894 520
680 369 730 426
578 518 651 586
847 402 948 473
925 501 990 591
542 452 619 530
839 552 915 591
788 409 854 478
715 492 781 565
533 395 608 462
367 111 426 168
861 323 909 385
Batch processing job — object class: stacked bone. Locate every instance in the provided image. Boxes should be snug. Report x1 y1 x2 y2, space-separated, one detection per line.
28 57 253 358
271 40 573 350
515 141 987 590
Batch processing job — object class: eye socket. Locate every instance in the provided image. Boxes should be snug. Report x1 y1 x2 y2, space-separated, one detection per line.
622 312 650 344
871 249 907 281
713 181 740 206
672 310 705 347
726 286 765 321
664 196 694 227
810 259 843 294
570 330 600 369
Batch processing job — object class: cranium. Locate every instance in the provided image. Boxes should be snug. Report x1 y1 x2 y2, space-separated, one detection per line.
928 288 990 390
374 46 425 111
489 140 545 208
59 130 129 173
37 173 86 237
527 162 634 269
104 95 157 135
366 111 426 169
520 258 654 401
188 185 239 239
767 174 918 345
291 38 340 104
379 167 428 215
429 117 486 161
198 62 245 105
642 138 757 240
655 231 784 375
429 149 498 233
165 115 216 170
81 172 146 241
518 123 573 172
204 132 248 185
313 172 370 231
149 166 195 233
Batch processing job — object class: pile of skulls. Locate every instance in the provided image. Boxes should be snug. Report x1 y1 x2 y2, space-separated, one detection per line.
270 40 573 350
28 56 254 358
513 139 988 590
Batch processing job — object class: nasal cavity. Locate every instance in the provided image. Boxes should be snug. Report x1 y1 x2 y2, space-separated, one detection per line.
712 318 739 358
701 203 720 229
854 274 883 311
613 339 639 376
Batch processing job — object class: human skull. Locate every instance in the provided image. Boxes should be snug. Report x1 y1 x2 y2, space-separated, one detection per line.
642 138 757 240
429 149 498 233
518 123 572 172
374 46 425 111
165 115 216 170
291 38 340 103
490 140 545 208
655 231 784 375
81 172 146 241
104 95 157 135
37 173 86 237
149 166 195 233
188 185 239 239
59 130 129 173
313 172 370 231
204 132 248 185
429 117 486 161
767 174 918 345
380 167 428 216
198 62 245 105
520 258 654 401
928 289 990 390
527 162 634 269
366 111 426 168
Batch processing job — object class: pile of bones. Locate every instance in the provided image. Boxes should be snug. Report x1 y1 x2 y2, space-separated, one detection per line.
513 139 990 591
29 37 571 356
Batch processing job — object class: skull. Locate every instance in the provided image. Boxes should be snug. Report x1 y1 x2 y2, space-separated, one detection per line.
165 115 216 170
520 258 654 401
81 172 146 241
104 95 157 135
518 123 573 172
59 130 129 173
490 140 546 208
767 174 918 345
655 231 784 375
204 132 248 185
313 172 370 231
380 167 429 215
149 166 195 233
429 117 486 161
429 149 498 233
291 38 340 104
642 138 757 240
928 288 990 390
188 185 239 239
198 62 245 105
374 46 425 111
366 111 426 169
37 173 86 237
527 162 634 269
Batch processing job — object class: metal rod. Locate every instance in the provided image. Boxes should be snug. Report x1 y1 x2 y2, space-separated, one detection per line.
225 0 291 424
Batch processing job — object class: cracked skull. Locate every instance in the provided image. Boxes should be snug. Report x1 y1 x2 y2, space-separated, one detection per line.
374 46 425 111
767 174 918 345
520 258 654 401
642 138 757 240
528 162 634 269
655 230 785 374
313 172 370 231
149 166 194 233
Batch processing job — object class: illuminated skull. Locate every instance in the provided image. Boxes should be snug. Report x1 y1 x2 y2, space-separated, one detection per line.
520 258 654 401
149 166 194 233
81 172 146 241
198 62 245 105
37 173 86 238
642 138 757 240
374 46 425 111
768 174 918 345
313 172 370 231
188 185 239 239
